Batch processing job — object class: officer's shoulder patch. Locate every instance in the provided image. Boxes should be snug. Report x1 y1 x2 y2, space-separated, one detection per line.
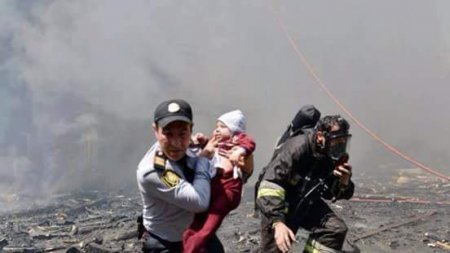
154 151 166 171
161 169 181 188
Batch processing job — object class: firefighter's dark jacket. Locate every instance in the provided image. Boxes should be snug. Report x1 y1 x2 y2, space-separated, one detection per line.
256 132 354 225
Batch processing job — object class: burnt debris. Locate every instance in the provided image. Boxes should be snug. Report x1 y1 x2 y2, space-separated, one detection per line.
1 171 450 253
0 192 142 253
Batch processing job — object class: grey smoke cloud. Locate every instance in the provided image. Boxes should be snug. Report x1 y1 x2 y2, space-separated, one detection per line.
1 0 450 209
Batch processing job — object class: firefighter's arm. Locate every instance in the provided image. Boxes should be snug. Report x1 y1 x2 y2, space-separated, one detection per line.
273 221 297 253
255 144 296 225
256 180 287 223
333 162 352 186
330 163 355 200
257 178 295 253
257 138 307 252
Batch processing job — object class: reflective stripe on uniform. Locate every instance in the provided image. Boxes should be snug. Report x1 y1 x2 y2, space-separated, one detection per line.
304 243 321 253
257 188 285 199
304 238 341 253
257 181 285 199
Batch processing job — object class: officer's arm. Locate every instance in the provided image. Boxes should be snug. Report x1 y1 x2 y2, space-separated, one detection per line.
169 157 212 212
256 143 300 225
141 157 212 213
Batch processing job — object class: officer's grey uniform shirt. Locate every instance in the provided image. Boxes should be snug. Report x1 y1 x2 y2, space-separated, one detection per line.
136 143 213 242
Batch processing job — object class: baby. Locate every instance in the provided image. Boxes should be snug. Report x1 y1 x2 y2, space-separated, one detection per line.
183 110 256 253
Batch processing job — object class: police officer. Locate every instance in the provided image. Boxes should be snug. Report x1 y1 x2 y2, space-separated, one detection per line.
136 99 218 253
256 115 355 253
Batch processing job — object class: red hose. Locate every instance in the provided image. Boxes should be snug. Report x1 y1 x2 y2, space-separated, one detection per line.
267 1 449 181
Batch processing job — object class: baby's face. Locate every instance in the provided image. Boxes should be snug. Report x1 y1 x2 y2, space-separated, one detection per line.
213 121 232 141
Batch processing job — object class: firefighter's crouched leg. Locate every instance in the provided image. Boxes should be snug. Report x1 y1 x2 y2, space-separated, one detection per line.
304 238 342 253
306 213 348 252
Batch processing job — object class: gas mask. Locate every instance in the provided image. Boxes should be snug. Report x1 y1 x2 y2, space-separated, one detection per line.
324 132 352 162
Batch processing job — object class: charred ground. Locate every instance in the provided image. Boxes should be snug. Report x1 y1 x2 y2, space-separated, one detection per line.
1 171 449 253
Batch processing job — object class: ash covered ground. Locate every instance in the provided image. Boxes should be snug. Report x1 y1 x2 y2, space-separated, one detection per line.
1 171 449 253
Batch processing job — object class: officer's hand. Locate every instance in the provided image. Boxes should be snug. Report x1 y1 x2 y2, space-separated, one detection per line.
228 148 246 166
191 133 209 147
273 221 296 253
238 154 253 176
199 135 219 159
333 163 352 186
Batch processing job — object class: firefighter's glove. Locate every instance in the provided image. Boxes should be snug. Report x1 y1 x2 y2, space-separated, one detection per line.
333 162 352 186
273 221 297 253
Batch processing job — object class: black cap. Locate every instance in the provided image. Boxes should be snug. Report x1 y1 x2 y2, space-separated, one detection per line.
154 99 193 128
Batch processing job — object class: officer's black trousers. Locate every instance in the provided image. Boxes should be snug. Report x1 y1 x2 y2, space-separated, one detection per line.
259 199 348 252
142 231 224 253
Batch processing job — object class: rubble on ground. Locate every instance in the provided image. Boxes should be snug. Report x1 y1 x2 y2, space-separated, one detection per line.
1 170 449 253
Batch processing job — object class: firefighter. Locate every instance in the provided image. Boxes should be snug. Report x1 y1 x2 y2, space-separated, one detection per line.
256 115 355 253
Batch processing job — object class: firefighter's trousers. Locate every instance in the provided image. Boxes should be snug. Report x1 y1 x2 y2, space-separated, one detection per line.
259 199 347 253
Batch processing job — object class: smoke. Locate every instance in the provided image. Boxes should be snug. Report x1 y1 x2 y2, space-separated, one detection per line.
1 0 450 209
